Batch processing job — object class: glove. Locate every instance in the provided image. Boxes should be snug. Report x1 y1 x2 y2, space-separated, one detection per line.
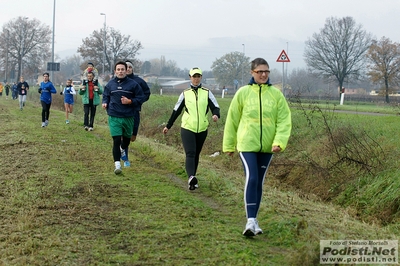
60 91 63 95
38 88 42 93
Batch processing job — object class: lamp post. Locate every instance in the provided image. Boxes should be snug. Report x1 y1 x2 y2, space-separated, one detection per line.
241 44 245 86
51 0 56 82
100 13 106 77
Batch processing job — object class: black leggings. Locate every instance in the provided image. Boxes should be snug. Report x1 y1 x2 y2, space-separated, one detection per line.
84 100 97 127
41 101 51 122
181 128 208 177
112 136 131 162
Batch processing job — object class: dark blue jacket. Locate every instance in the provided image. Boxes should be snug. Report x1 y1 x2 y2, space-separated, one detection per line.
39 81 57 104
127 73 151 108
102 76 145 118
17 81 29 96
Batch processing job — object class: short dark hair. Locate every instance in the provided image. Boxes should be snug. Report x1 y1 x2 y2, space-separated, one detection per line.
250 58 269 70
114 61 127 70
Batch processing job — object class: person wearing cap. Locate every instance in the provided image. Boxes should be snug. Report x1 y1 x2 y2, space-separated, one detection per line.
162 67 220 190
102 61 145 175
223 57 292 237
121 60 151 167
82 62 99 82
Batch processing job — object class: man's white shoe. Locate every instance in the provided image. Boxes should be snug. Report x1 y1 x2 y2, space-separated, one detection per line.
254 219 263 235
243 218 256 236
114 167 122 175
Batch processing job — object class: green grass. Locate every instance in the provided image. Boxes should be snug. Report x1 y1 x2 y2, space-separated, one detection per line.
0 93 399 265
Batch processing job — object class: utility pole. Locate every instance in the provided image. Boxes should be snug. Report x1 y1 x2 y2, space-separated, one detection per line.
242 44 245 86
51 0 56 82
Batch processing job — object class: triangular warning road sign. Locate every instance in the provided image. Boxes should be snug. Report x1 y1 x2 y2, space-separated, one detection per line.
276 50 290 62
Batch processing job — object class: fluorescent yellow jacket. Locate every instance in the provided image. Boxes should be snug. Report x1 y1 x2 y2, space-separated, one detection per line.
166 86 220 133
223 82 291 153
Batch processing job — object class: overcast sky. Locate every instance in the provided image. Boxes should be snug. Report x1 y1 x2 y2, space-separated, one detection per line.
2 0 400 71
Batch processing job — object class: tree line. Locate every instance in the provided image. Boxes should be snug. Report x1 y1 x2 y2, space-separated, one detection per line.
1 16 400 102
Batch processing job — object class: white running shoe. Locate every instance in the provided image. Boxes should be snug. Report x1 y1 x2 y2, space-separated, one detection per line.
254 219 263 235
188 176 199 190
243 218 256 236
89 127 93 131
114 167 122 175
41 122 46 127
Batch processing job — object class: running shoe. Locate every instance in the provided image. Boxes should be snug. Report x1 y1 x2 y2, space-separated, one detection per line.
188 176 199 190
243 218 256 237
114 166 122 175
254 219 263 235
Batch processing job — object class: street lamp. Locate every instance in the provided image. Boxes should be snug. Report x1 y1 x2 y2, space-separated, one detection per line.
51 0 56 82
242 44 245 86
100 13 106 77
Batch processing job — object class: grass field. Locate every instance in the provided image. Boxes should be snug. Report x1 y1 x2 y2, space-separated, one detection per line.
0 90 399 265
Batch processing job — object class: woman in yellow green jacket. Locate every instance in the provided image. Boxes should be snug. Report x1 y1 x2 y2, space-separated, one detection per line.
163 67 220 190
223 58 292 237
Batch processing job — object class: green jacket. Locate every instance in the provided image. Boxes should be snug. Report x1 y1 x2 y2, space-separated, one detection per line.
78 81 103 105
223 83 291 153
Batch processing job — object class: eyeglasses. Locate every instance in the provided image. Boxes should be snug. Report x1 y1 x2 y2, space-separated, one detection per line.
253 70 270 75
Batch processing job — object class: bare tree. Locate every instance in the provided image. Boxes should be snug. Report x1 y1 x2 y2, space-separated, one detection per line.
211 51 250 89
77 27 142 76
0 16 52 82
304 17 372 97
366 37 400 103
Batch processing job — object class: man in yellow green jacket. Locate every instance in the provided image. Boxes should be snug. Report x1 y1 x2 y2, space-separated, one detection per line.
223 57 292 236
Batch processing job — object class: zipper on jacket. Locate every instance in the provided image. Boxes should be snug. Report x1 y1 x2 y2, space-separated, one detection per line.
194 89 200 132
259 84 263 152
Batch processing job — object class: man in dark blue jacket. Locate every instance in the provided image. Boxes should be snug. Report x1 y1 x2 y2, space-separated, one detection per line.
102 61 145 174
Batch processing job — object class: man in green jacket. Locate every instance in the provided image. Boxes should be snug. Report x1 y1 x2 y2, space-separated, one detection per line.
223 57 292 237
79 72 103 131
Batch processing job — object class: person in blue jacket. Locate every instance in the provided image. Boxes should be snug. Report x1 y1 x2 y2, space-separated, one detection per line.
121 60 151 167
102 61 145 175
60 79 76 124
38 72 57 127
